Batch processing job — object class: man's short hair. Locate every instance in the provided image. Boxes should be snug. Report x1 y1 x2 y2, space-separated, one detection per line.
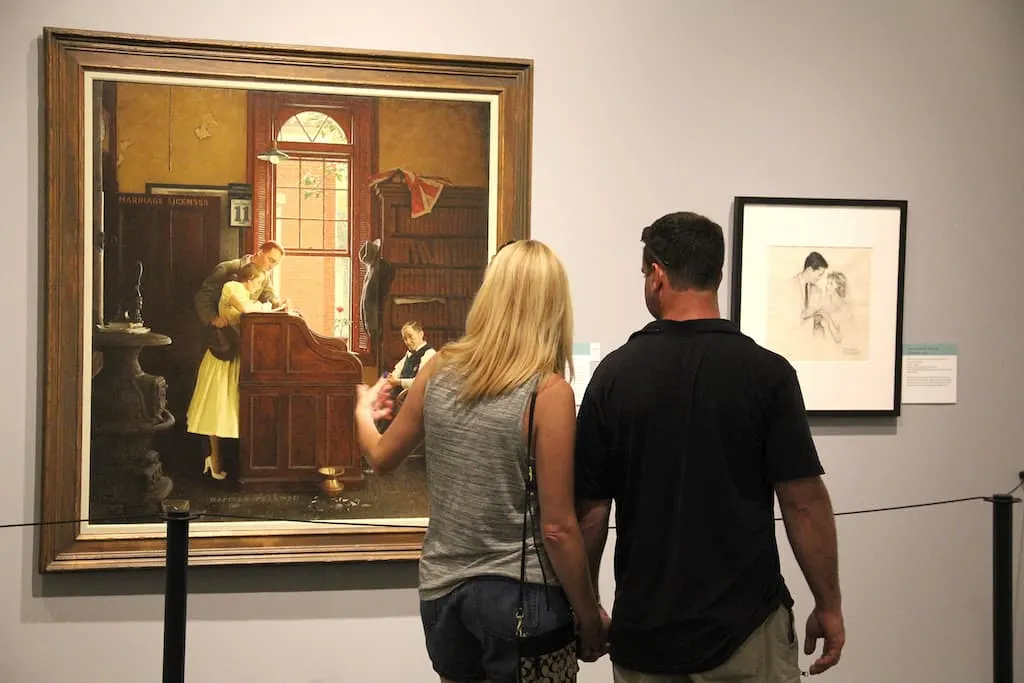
641 212 725 291
803 251 828 271
260 240 286 256
402 321 424 334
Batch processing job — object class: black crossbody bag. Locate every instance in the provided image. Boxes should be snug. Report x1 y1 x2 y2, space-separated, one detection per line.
515 390 580 682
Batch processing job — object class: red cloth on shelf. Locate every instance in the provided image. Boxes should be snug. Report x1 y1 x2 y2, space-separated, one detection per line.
368 168 453 218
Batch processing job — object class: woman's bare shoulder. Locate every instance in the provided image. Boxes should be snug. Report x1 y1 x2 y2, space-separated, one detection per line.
536 372 573 403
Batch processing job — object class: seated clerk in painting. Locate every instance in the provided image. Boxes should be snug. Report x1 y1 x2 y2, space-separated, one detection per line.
352 240 608 681
194 240 290 328
186 263 279 479
376 321 435 437
386 321 435 393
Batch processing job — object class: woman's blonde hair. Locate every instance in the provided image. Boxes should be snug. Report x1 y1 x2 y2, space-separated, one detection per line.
434 239 574 402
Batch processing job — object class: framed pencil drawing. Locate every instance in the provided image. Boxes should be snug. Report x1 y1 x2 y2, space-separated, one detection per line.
730 196 908 417
40 27 533 571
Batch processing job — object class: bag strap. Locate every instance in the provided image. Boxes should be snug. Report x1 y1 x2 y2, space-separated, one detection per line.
516 388 539 638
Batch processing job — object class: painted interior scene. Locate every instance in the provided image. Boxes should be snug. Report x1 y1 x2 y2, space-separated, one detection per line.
88 79 492 524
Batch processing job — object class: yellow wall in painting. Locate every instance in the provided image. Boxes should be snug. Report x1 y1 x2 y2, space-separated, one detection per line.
377 98 490 188
115 85 490 193
115 83 248 193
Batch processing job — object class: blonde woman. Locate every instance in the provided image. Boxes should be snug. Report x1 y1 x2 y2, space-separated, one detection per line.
355 240 607 681
186 262 274 479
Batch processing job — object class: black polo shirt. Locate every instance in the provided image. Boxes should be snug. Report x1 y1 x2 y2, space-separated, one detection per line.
574 318 824 674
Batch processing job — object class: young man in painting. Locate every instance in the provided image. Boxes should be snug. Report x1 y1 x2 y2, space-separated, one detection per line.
194 240 290 328
573 212 845 682
793 251 829 330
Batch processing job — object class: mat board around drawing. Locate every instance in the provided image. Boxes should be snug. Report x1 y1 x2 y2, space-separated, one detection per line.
731 197 908 417
40 28 533 571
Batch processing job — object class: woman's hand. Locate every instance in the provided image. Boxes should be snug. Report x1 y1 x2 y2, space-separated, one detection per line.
356 376 394 423
576 610 610 662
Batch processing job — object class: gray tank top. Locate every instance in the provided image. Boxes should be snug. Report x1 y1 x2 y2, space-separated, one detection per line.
418 367 558 601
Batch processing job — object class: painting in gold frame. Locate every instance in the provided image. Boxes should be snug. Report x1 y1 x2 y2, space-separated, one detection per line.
40 27 533 571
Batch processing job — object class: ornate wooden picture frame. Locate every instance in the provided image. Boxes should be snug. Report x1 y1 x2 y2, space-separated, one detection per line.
40 27 533 571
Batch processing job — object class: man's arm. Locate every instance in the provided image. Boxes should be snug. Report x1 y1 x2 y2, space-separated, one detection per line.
573 364 615 604
258 279 282 308
576 498 611 601
388 355 407 389
776 476 844 674
764 366 844 675
776 477 840 611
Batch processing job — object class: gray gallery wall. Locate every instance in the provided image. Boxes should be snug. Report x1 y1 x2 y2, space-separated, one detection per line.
2 1 1023 681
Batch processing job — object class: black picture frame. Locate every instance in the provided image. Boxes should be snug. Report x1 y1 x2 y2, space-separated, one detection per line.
730 196 908 417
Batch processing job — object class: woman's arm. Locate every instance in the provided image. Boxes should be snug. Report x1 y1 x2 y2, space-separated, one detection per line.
821 311 842 342
227 293 262 314
531 375 604 645
354 356 435 474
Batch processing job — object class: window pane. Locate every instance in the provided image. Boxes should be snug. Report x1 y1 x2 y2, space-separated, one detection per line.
299 219 325 250
300 158 326 223
299 185 324 220
276 158 301 188
334 257 352 341
276 187 301 221
332 188 349 222
273 255 352 341
277 111 349 144
312 112 348 144
330 220 349 250
277 218 300 249
327 160 350 189
278 113 313 143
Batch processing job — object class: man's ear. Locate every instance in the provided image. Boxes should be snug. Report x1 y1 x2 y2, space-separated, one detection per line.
651 263 667 290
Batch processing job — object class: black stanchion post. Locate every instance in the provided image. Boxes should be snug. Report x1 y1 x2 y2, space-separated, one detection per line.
988 493 1018 683
161 500 192 683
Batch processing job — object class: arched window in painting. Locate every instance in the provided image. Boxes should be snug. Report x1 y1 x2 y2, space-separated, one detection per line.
277 111 349 145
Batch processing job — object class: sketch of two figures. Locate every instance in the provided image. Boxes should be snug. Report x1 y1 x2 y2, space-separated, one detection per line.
766 246 872 362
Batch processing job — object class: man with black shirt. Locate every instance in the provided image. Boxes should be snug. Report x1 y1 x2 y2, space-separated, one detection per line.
574 212 845 681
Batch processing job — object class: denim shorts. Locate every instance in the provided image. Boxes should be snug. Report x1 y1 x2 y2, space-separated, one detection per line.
420 575 575 682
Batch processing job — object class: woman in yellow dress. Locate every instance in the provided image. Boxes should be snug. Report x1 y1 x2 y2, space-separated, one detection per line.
186 262 273 479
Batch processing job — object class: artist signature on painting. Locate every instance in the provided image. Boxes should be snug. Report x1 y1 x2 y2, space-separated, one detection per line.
207 494 305 504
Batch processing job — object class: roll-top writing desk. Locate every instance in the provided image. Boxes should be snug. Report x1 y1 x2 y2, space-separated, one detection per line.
237 312 365 491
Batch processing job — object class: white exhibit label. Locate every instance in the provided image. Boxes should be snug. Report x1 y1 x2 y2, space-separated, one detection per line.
901 343 957 404
569 342 602 413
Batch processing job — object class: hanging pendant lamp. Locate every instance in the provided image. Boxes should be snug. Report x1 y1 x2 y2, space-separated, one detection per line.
257 92 289 165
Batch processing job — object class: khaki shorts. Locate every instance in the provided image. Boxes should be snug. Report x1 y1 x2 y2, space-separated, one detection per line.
612 604 802 683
